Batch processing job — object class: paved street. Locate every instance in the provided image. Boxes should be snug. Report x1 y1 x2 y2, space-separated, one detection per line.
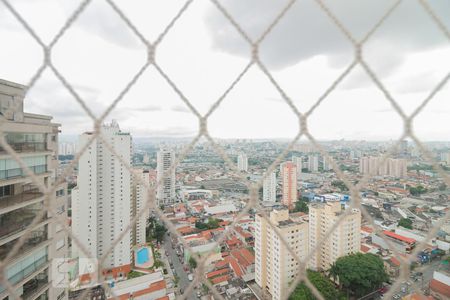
163 232 198 300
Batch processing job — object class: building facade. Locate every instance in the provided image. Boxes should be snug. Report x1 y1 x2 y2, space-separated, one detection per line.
359 156 407 178
156 147 176 205
237 153 248 172
280 162 297 210
291 156 302 177
309 202 361 271
72 121 132 282
255 208 308 300
262 171 276 202
0 79 68 300
132 169 150 246
307 155 319 173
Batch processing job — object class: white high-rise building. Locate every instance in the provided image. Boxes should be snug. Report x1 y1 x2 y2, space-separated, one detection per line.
133 169 150 246
157 147 176 205
0 79 68 300
359 156 407 178
280 162 297 209
58 142 77 155
322 156 333 171
142 153 150 164
255 208 309 300
262 171 277 202
308 155 319 172
309 202 361 271
237 153 248 172
292 156 302 177
72 120 132 282
441 152 450 165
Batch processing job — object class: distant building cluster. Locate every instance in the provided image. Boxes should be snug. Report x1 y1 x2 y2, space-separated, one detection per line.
359 156 408 178
58 142 77 155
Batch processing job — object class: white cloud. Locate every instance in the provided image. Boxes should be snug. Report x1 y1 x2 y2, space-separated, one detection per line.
0 0 449 140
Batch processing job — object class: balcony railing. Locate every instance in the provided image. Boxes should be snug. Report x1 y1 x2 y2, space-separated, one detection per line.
0 255 48 294
0 189 44 211
22 272 49 300
0 207 47 240
0 142 47 154
0 228 48 261
0 165 48 181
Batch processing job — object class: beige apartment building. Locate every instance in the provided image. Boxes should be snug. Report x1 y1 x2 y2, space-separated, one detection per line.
309 201 361 271
359 156 407 178
280 162 297 210
255 207 308 300
0 79 68 300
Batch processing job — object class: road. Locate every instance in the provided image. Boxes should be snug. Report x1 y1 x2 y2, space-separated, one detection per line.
414 259 442 289
163 232 198 300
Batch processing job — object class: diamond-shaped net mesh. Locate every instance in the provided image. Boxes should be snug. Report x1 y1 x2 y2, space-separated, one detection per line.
0 0 449 299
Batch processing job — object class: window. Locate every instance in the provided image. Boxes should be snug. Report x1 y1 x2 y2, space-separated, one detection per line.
0 184 13 197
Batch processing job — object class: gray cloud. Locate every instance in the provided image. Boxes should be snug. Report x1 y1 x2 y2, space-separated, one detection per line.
170 105 191 113
205 0 450 70
59 0 142 48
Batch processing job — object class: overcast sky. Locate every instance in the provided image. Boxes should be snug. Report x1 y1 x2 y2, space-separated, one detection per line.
1 0 449 140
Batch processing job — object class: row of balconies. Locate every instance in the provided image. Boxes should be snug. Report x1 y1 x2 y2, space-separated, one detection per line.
0 188 44 212
0 203 48 242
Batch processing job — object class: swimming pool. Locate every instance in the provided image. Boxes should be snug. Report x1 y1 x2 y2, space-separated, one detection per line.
136 247 149 265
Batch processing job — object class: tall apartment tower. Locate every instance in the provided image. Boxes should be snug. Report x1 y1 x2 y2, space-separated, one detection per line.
132 169 150 246
255 207 309 300
156 147 176 205
280 162 297 209
72 120 132 282
262 171 277 202
0 79 68 300
309 202 361 271
322 156 333 171
292 156 302 177
307 155 319 172
237 153 248 172
359 156 407 178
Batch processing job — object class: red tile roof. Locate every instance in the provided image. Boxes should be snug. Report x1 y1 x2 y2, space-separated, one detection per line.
215 256 243 277
430 278 450 297
383 230 416 244
361 226 374 233
206 268 230 279
211 274 231 284
390 257 401 267
360 245 370 253
226 236 243 248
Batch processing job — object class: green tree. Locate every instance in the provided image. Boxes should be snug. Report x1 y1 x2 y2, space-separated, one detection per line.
207 217 220 229
189 256 197 269
195 217 221 231
154 223 167 243
331 180 349 192
408 185 427 196
293 200 309 213
289 270 342 300
195 221 209 230
332 253 388 297
398 218 413 229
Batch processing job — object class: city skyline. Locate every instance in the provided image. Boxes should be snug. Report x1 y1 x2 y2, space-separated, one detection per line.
1 1 450 299
1 1 449 140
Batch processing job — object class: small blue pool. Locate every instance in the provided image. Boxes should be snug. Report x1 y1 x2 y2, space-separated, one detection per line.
137 248 149 265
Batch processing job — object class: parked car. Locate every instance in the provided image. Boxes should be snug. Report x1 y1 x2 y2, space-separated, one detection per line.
188 273 194 281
